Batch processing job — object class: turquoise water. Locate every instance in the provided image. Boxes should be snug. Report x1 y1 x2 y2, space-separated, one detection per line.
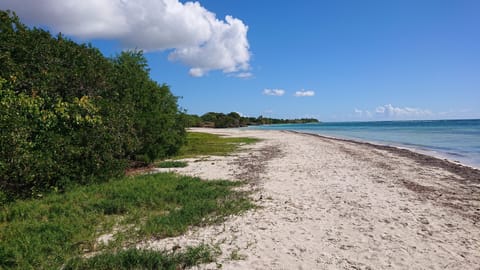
249 119 480 168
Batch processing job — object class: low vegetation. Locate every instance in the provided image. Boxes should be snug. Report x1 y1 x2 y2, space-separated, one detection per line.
156 160 189 168
176 132 259 158
0 173 253 269
64 245 217 270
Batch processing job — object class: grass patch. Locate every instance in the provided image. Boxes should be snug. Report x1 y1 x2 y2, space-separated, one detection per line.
0 173 253 269
156 161 188 168
176 132 259 159
64 244 216 270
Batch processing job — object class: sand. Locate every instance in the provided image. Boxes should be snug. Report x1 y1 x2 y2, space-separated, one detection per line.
140 128 480 269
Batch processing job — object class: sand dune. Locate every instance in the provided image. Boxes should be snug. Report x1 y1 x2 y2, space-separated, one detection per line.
141 128 480 269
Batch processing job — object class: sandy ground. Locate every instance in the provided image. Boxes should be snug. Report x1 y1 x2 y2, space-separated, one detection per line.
139 128 480 270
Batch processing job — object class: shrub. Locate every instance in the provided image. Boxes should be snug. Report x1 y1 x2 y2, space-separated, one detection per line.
110 51 186 162
0 10 186 199
0 79 125 199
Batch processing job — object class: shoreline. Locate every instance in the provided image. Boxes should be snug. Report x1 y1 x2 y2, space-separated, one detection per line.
149 128 480 269
246 120 480 170
285 130 480 179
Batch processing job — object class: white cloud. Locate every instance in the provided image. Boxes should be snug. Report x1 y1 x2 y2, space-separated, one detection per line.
353 108 372 118
375 106 385 114
375 104 432 118
294 90 315 97
232 72 253 78
263 89 285 96
1 0 251 77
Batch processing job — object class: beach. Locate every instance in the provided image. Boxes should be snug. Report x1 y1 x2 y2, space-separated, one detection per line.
142 128 480 269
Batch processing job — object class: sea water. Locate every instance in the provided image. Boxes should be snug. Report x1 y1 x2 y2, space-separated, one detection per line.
249 119 480 168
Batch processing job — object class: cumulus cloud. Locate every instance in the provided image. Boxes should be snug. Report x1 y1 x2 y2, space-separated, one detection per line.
375 104 432 118
353 108 372 118
1 0 251 77
263 89 285 96
294 90 315 97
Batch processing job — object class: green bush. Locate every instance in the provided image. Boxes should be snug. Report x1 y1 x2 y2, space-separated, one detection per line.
0 10 186 199
0 79 125 199
110 51 186 162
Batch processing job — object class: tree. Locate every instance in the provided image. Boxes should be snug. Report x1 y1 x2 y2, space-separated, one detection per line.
111 51 186 163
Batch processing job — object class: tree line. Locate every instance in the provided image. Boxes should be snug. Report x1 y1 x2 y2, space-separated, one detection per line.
185 112 319 128
0 11 186 200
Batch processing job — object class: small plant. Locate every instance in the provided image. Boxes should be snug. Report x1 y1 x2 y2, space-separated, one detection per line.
157 161 188 168
229 249 247 260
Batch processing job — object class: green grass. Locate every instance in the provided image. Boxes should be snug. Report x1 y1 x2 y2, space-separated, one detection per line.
0 131 260 269
156 161 188 168
64 244 217 270
0 173 253 269
176 132 259 159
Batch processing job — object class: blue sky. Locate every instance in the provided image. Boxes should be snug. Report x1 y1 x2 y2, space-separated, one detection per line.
2 0 479 121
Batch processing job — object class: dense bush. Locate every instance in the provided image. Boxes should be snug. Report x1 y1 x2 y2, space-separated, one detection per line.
0 80 123 199
110 51 186 162
0 10 186 199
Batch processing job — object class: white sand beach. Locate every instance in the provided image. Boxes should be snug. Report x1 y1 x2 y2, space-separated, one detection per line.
141 128 480 269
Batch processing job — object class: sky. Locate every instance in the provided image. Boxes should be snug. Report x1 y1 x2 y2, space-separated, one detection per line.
2 0 479 121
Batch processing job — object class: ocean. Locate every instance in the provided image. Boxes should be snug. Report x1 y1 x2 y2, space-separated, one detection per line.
248 119 480 169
